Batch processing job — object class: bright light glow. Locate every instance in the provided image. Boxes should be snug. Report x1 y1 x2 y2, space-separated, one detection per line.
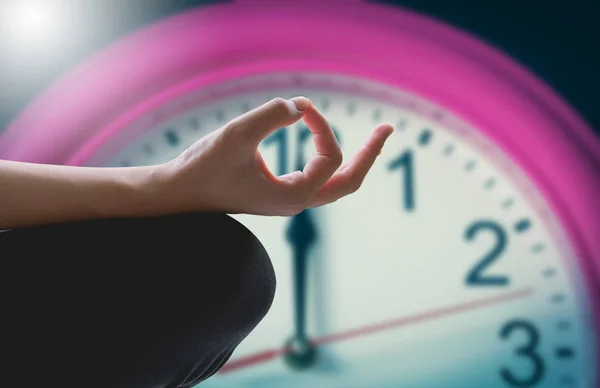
15 4 50 29
4 1 60 41
0 0 79 69
0 0 70 53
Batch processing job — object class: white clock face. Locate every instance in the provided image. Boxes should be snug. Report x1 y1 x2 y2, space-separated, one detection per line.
85 73 597 387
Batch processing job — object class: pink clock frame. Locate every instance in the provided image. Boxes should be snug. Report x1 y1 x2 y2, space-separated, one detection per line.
0 0 598 351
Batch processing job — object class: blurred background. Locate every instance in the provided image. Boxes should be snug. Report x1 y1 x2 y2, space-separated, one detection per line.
0 1 598 387
0 0 599 136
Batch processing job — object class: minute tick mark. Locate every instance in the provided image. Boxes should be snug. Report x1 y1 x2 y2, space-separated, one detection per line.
143 144 153 155
464 160 476 171
514 219 532 233
531 243 545 253
542 268 556 278
396 119 407 131
555 346 575 359
501 198 515 209
189 117 200 130
483 178 496 189
443 144 454 156
165 130 180 147
417 129 432 146
373 109 382 121
347 102 356 115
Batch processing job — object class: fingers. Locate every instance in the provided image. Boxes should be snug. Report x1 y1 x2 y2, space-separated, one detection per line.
306 123 395 208
229 97 310 146
279 104 343 195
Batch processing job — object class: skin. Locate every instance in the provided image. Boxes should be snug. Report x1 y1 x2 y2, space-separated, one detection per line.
0 96 394 230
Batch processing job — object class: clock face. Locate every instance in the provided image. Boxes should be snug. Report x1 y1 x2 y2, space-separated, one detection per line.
82 73 597 387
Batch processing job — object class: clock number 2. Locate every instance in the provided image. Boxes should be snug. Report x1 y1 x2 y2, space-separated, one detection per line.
500 320 546 386
388 150 415 211
464 220 509 286
263 126 341 175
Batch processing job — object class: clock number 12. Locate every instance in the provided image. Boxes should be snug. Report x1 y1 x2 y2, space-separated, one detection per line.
263 126 341 175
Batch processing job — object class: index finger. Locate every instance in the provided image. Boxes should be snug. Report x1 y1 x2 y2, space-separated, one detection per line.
293 104 343 194
230 97 309 147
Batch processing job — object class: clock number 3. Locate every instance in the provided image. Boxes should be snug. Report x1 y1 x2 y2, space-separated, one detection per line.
263 126 341 175
500 320 546 387
464 220 509 286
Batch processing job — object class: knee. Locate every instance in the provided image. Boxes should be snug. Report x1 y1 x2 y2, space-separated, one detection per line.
116 212 276 385
185 212 277 336
215 213 277 327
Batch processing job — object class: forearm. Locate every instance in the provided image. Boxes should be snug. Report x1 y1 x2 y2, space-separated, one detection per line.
0 159 173 229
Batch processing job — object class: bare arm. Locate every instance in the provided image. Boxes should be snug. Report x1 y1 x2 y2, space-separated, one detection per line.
0 159 171 229
0 97 393 230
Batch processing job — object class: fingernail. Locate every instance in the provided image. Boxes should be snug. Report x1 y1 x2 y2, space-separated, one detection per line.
289 96 310 112
384 124 394 136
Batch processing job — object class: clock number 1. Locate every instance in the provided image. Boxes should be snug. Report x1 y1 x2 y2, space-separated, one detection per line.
464 220 509 286
388 150 415 211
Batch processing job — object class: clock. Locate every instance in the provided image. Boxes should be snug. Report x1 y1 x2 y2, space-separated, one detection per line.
1 1 598 387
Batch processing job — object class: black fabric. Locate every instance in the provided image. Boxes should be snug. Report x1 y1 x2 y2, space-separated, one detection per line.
0 212 276 387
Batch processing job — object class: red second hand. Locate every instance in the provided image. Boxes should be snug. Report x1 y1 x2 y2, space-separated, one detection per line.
219 288 534 374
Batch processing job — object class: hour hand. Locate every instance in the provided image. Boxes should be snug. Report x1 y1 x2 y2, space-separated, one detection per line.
284 209 318 369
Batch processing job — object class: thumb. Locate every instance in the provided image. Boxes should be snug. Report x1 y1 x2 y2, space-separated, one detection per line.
231 97 310 146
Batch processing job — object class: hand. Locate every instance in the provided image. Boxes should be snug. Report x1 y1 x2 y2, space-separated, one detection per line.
158 97 394 216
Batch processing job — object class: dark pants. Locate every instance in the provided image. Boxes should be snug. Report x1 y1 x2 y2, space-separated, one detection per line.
0 212 276 387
